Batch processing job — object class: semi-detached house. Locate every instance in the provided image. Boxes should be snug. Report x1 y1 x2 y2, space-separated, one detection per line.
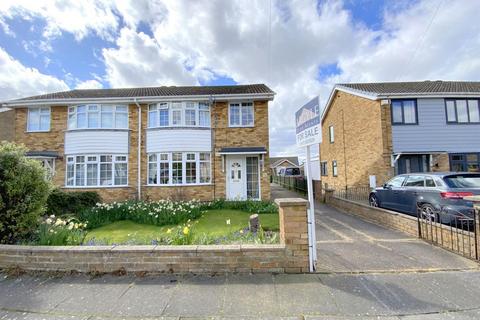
1 84 275 202
319 80 480 190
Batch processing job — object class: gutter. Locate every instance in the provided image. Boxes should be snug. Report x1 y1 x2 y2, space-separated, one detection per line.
134 98 142 200
1 93 276 107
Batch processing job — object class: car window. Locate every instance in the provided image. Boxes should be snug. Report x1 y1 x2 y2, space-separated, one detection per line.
291 168 300 175
386 176 406 187
425 177 436 187
404 175 425 187
444 174 480 188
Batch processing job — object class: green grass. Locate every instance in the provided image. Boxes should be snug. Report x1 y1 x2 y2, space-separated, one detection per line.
84 209 279 245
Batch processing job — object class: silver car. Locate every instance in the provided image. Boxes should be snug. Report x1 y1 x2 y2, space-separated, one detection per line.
369 173 480 223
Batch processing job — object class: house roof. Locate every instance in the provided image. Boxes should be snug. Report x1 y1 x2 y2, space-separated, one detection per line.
2 84 275 107
218 147 267 154
337 81 480 98
269 157 299 168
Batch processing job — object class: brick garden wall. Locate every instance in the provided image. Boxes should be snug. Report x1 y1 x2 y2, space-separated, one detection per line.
0 198 311 274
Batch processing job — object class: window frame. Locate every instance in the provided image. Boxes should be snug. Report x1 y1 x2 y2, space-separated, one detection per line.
332 160 338 177
444 98 480 124
27 106 51 132
147 101 211 128
65 154 128 188
391 99 418 125
67 105 128 130
320 161 328 176
229 102 255 127
147 151 212 186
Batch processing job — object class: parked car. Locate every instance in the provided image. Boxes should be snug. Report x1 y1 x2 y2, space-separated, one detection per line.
368 173 480 224
278 167 302 177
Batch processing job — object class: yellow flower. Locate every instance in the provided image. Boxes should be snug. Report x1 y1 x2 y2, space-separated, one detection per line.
226 219 231 225
183 226 190 235
166 228 172 234
240 230 244 234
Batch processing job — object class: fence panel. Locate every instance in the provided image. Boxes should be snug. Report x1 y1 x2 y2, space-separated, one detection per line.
272 175 307 195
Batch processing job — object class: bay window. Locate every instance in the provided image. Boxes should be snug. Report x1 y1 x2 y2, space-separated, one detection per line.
67 105 128 130
148 152 211 185
147 101 210 128
66 154 128 187
229 102 254 127
27 107 50 132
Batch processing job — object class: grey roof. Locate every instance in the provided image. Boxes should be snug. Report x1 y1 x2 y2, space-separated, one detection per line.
12 84 274 102
270 156 299 167
337 81 480 96
26 151 60 158
218 147 267 154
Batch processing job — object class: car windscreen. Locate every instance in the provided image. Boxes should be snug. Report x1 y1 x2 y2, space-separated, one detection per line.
444 174 480 188
285 168 300 175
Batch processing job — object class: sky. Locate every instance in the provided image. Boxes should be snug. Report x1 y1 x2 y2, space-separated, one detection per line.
0 0 479 159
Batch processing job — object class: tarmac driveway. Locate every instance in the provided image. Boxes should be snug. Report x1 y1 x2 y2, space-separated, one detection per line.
270 184 479 273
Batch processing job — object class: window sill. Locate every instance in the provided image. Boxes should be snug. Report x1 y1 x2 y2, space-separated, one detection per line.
144 183 213 187
65 128 130 132
228 125 255 128
26 130 50 133
62 185 130 189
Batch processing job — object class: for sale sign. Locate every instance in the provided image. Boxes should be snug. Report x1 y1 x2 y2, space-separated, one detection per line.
295 96 321 147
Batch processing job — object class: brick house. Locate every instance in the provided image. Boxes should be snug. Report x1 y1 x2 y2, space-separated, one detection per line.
319 81 480 190
0 108 14 141
269 156 299 175
1 84 275 202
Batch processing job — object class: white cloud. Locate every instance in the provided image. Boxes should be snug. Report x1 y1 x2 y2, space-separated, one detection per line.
0 47 68 100
75 79 103 90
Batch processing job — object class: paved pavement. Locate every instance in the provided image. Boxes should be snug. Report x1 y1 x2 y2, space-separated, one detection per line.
270 183 479 273
1 184 479 319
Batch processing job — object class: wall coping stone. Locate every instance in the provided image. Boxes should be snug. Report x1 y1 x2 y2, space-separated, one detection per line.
275 198 309 207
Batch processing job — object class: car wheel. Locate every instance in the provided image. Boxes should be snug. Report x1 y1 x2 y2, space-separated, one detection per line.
420 203 438 222
369 194 379 207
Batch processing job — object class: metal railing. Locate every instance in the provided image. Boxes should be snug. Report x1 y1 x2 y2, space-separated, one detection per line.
417 203 477 260
332 186 371 203
272 175 307 194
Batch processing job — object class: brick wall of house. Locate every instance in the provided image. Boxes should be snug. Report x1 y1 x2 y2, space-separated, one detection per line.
13 100 271 202
431 153 450 172
320 91 393 190
0 109 15 142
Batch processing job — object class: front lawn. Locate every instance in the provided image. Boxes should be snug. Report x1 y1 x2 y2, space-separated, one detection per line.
84 209 279 245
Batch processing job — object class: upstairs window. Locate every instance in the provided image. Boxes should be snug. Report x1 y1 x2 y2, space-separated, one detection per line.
445 99 480 123
27 107 50 132
320 161 328 176
68 105 128 130
229 102 254 127
149 103 169 127
148 102 210 128
391 100 417 125
329 126 334 143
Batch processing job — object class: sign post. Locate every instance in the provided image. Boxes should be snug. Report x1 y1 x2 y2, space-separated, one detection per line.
295 96 321 272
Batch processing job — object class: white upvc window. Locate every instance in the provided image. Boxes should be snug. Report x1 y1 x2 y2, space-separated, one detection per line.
66 154 128 187
67 105 128 130
229 102 254 127
147 151 211 186
147 101 210 128
27 107 50 132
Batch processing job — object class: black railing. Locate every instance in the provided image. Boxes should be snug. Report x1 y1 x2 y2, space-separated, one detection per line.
333 186 371 202
417 203 477 260
272 175 307 195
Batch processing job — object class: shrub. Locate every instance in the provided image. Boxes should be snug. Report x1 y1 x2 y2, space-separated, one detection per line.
208 199 278 214
0 142 52 244
37 215 87 245
46 189 101 217
78 200 207 229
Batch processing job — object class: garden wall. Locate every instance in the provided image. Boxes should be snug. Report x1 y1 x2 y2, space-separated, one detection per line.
0 198 311 274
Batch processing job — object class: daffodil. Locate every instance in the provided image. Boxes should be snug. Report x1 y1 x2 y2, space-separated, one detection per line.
226 219 231 225
166 228 172 234
183 226 190 235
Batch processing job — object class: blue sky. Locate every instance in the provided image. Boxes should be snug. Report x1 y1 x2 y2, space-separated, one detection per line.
0 0 479 156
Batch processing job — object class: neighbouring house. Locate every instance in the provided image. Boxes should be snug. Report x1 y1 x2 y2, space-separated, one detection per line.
0 107 14 141
1 84 275 202
269 156 299 175
319 80 480 190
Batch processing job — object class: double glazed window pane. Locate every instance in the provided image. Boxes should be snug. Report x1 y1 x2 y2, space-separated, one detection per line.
468 100 480 122
115 112 128 128
230 104 240 125
159 109 169 126
185 109 196 126
402 101 416 124
392 102 403 123
241 103 254 126
456 100 468 123
114 163 128 185
86 164 98 186
100 163 112 186
446 100 456 122
28 108 50 131
392 100 416 124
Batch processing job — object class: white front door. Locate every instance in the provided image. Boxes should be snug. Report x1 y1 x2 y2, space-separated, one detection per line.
227 156 246 200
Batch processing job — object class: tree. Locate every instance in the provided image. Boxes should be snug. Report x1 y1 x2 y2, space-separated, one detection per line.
0 142 52 243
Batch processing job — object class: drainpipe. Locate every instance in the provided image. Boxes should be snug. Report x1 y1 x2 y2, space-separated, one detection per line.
134 98 142 200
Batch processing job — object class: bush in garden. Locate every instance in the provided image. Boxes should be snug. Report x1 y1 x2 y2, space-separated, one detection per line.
0 142 52 244
209 199 278 214
78 200 207 229
37 215 87 245
46 189 101 217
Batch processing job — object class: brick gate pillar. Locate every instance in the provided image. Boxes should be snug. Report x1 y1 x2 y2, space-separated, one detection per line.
275 198 311 273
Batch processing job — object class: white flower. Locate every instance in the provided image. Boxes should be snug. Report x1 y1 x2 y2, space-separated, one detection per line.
68 224 74 230
49 215 55 219
226 219 231 225
45 218 52 225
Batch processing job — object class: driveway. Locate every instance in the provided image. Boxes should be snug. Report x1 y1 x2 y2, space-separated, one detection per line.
270 183 479 273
